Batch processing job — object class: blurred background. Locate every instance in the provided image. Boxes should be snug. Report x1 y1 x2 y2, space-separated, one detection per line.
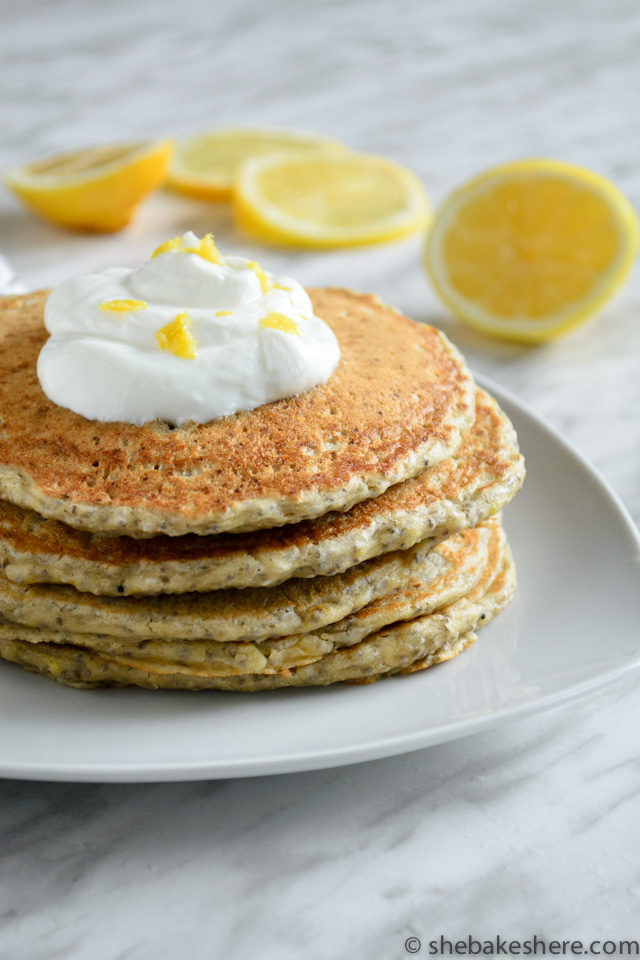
2 0 638 292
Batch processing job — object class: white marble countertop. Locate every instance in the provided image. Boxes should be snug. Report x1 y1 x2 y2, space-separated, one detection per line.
1 0 640 956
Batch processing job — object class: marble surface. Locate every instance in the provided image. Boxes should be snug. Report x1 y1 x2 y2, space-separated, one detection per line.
1 0 640 955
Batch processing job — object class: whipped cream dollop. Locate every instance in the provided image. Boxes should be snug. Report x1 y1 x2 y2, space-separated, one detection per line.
38 232 340 425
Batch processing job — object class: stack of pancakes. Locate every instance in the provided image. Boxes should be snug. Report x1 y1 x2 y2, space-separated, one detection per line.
0 288 524 691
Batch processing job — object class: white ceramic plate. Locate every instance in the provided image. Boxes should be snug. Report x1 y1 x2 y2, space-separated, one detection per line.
1 376 639 782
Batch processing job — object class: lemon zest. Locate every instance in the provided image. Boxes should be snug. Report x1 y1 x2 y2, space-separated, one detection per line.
273 282 292 292
152 236 183 258
99 299 149 313
184 233 223 264
156 311 197 359
260 312 300 336
248 260 271 293
152 233 224 265
215 310 232 316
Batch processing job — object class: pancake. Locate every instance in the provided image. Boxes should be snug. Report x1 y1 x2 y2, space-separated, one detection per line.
0 520 503 678
0 390 523 595
0 538 515 689
0 518 497 642
0 627 482 690
0 288 476 537
76 519 506 674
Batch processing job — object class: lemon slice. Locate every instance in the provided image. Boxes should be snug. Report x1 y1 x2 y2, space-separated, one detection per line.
424 159 639 343
168 127 344 201
4 140 174 232
235 150 430 248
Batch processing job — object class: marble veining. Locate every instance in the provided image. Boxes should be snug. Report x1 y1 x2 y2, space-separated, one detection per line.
1 0 640 956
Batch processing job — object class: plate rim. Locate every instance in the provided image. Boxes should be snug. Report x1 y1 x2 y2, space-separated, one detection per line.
2 373 640 782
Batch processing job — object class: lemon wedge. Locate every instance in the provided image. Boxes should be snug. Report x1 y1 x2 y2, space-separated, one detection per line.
235 150 430 248
168 127 344 201
424 159 639 343
4 140 174 232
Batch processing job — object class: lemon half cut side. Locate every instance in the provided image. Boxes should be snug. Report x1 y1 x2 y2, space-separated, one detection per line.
424 159 639 343
4 140 174 232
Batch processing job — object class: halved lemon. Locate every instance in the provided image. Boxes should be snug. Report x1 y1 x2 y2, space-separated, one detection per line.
4 140 174 232
424 159 639 343
168 127 344 201
235 150 430 248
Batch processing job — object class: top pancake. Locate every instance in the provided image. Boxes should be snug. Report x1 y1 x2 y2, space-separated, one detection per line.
0 287 475 537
